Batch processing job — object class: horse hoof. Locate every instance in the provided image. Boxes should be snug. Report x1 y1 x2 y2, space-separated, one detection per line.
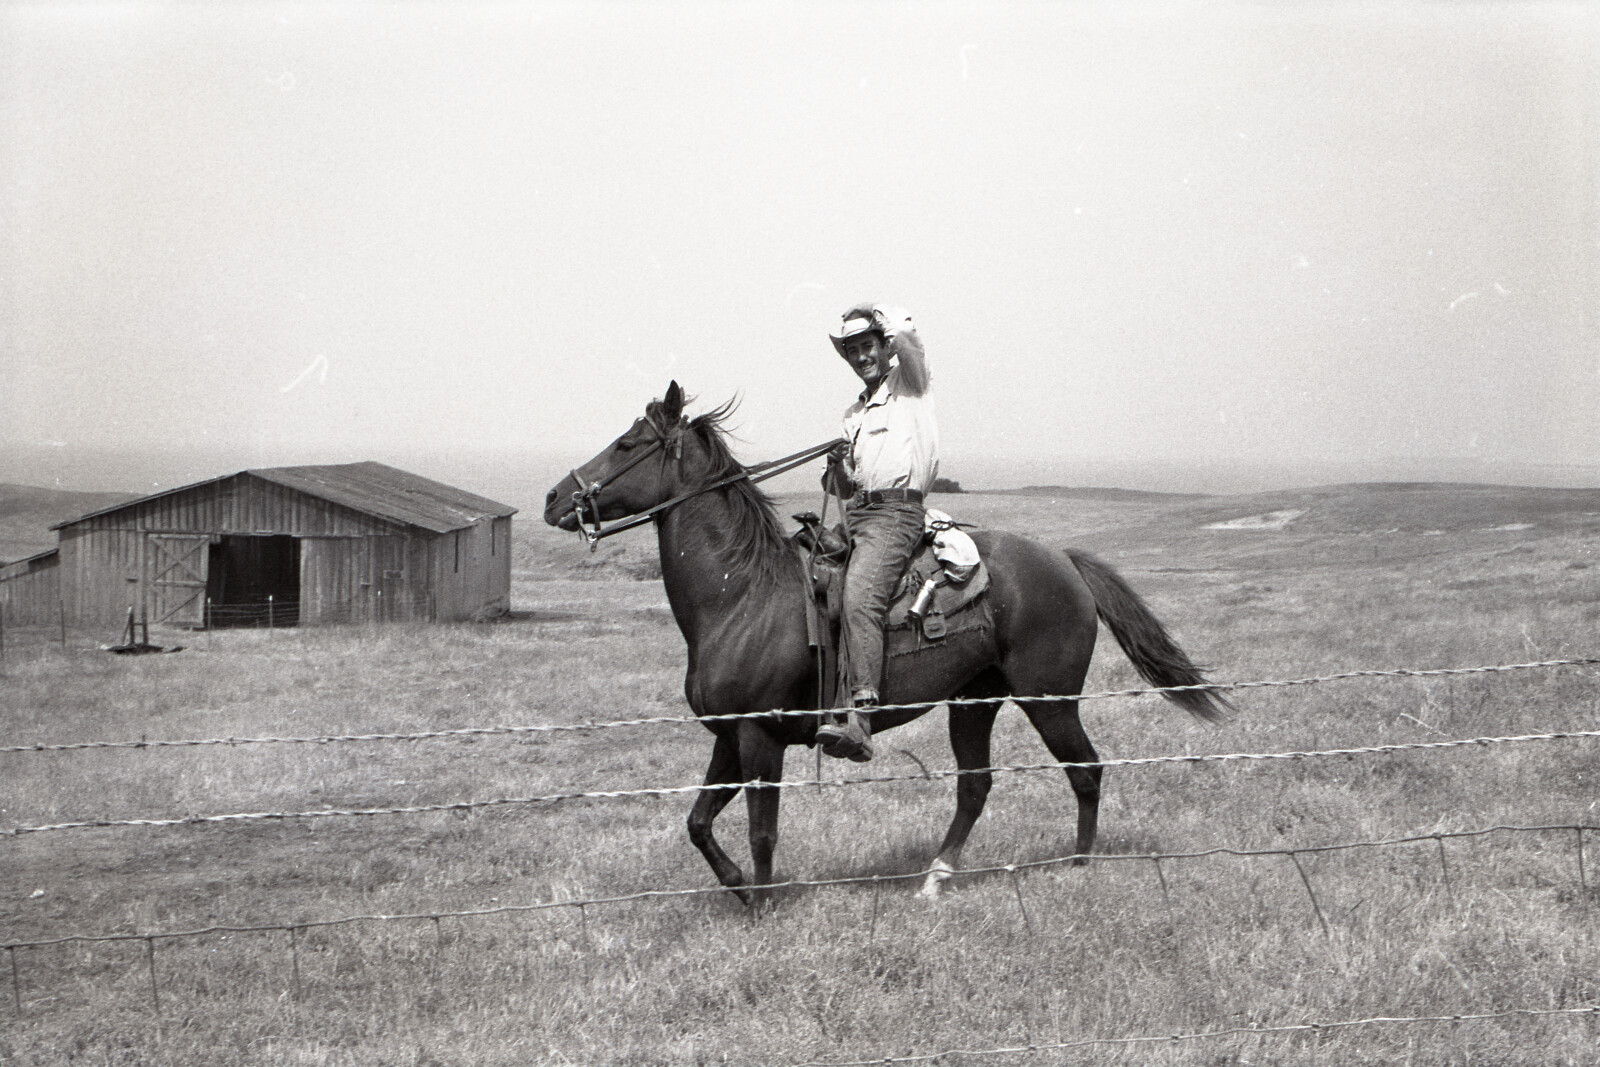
917 860 955 900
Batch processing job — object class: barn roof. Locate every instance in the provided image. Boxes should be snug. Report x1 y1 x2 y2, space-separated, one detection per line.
250 462 517 533
51 461 517 534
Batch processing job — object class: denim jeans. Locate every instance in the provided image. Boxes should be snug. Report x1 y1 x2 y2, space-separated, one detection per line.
841 500 926 698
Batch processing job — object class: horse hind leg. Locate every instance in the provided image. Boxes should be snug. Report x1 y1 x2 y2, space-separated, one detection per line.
1016 696 1101 863
687 732 752 904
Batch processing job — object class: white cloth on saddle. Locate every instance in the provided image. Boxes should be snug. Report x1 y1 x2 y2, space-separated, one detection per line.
924 508 979 583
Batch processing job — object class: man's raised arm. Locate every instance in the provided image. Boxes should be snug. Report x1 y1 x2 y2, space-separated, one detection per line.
875 306 929 397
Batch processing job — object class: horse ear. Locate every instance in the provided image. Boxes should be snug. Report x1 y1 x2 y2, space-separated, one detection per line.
662 381 684 423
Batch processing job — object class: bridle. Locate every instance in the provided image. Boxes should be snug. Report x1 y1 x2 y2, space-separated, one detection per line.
567 415 681 548
568 417 844 551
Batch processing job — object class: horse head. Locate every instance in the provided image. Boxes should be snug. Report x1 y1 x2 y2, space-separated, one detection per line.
543 381 694 533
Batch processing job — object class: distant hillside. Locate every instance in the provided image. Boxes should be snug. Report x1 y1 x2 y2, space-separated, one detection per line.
0 483 135 562
974 485 1211 502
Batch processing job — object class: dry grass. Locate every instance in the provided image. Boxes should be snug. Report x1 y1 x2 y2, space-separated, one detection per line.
3 485 1599 1065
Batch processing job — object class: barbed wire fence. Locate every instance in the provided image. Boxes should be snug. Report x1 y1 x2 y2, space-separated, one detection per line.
4 655 1599 1058
6 728 1600 837
4 656 1596 754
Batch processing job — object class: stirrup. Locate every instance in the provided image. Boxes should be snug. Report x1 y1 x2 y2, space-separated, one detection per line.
816 707 874 763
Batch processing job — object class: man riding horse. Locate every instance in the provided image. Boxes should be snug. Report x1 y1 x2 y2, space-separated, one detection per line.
815 303 938 763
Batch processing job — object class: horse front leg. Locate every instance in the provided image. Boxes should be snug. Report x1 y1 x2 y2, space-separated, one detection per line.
687 732 752 905
737 721 787 906
920 698 1002 899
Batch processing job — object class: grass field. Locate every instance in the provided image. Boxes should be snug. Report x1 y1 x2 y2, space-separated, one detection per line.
3 483 1599 1066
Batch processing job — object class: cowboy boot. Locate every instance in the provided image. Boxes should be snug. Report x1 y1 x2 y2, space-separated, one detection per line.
815 689 876 762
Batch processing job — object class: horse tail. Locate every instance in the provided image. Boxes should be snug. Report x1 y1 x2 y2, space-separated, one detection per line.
1066 550 1231 723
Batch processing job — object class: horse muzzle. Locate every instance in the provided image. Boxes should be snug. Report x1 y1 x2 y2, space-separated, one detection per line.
543 482 581 529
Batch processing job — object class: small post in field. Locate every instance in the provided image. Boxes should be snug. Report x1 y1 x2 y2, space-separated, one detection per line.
1151 856 1175 918
7 945 20 1017
268 595 274 630
144 937 160 1015
58 596 67 648
288 926 301 1000
867 875 882 942
1007 864 1035 938
1433 835 1455 904
1575 826 1588 899
1287 851 1331 937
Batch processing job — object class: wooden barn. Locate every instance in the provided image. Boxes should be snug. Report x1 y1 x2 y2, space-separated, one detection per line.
43 462 517 629
0 548 61 628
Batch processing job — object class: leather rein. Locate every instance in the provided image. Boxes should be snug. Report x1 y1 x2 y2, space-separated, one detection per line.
569 426 845 551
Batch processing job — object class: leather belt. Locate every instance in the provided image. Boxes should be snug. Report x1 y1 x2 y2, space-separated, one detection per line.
853 488 924 506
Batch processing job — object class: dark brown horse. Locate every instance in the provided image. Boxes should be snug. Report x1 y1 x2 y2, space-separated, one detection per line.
544 383 1228 903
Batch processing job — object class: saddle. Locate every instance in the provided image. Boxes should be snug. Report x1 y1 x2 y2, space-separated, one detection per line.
791 509 993 709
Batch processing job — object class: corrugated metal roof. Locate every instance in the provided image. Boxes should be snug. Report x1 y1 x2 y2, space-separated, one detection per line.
51 462 516 534
249 462 516 533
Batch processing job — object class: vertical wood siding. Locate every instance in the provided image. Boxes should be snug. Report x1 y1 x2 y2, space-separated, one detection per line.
0 553 61 627
52 473 511 628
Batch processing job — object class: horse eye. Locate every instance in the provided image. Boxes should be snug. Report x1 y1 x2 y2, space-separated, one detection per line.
616 439 635 452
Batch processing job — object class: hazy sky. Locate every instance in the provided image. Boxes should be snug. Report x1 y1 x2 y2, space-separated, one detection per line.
2 1 1597 495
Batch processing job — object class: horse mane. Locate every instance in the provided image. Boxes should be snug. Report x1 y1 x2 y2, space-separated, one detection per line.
682 399 806 590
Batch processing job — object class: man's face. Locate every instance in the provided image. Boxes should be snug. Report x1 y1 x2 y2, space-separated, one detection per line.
842 332 889 389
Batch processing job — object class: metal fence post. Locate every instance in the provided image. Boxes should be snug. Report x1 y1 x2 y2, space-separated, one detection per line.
1288 852 1331 937
144 937 160 1015
1575 826 1588 899
288 926 302 1000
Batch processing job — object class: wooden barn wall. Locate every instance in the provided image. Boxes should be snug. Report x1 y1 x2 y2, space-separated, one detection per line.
425 517 511 622
55 475 414 629
53 475 508 628
299 535 415 625
58 527 146 629
69 475 405 539
0 553 61 627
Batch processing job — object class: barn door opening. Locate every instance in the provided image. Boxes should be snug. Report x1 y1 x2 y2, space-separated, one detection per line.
203 535 301 628
146 534 212 628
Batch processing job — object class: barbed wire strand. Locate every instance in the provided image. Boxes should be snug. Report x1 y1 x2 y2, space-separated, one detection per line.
7 729 1599 838
7 821 1594 951
783 1005 1600 1067
4 657 1595 755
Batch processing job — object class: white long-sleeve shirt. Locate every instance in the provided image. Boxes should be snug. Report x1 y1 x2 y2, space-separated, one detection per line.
841 365 939 495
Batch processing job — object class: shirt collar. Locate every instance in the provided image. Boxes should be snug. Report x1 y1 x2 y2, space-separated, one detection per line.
858 376 893 408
